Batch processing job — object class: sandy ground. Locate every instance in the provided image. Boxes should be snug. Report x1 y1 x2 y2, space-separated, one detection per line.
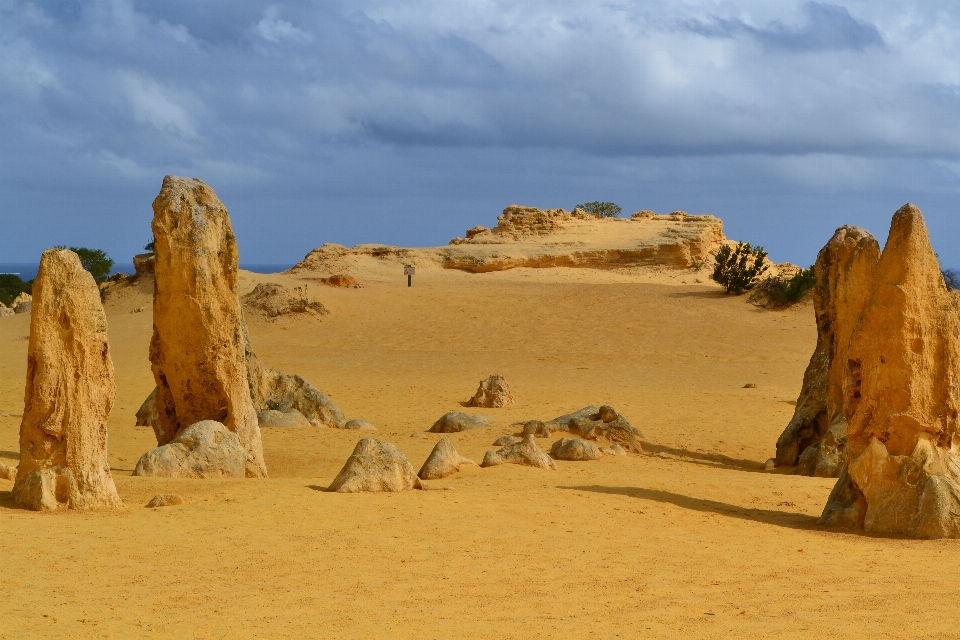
1 264 957 639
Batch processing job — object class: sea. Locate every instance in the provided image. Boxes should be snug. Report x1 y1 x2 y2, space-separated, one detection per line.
0 262 295 282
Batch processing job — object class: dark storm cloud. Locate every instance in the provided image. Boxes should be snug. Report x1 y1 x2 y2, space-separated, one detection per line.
0 1 959 266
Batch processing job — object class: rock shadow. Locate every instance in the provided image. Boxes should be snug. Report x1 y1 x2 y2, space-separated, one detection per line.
562 485 819 530
0 450 20 461
642 443 786 475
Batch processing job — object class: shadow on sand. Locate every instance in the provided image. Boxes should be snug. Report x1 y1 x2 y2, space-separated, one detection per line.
642 443 791 475
562 484 819 530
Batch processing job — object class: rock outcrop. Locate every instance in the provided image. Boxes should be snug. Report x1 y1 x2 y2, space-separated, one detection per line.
480 434 557 470
148 176 267 477
245 346 346 428
775 226 880 475
134 420 246 478
242 282 328 319
521 420 553 438
429 412 493 433
819 204 960 538
146 494 186 508
417 437 477 480
493 435 521 446
327 439 423 492
12 249 123 511
132 253 155 278
550 437 602 461
545 406 645 453
466 374 515 408
257 409 311 427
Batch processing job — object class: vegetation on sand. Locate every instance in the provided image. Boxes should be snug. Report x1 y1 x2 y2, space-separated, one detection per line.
712 242 769 294
575 202 622 218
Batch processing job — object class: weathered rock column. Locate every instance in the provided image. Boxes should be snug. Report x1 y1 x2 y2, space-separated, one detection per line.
13 249 123 510
820 204 960 537
148 175 267 477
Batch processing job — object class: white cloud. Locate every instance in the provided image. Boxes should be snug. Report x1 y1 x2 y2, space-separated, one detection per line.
256 7 311 43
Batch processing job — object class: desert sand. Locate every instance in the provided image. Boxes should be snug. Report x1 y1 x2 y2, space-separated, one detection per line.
1 228 958 638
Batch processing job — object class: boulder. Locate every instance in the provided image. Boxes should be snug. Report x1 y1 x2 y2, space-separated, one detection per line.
0 307 13 317
148 176 267 477
797 417 847 477
600 444 626 457
550 437 602 461
429 411 492 433
146 494 186 508
245 347 346 428
13 300 31 314
521 420 553 438
493 435 521 446
343 419 377 431
775 226 880 472
480 434 557 470
327 438 423 492
11 292 31 307
133 420 246 478
417 437 477 480
466 374 516 408
545 406 644 453
136 388 159 430
819 205 960 538
12 249 123 511
133 252 155 278
257 409 311 427
0 462 16 481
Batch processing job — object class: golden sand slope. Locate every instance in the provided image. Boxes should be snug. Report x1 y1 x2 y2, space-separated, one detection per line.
0 266 956 639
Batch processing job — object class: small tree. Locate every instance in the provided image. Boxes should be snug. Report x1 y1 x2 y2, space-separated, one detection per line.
55 246 115 284
712 242 769 294
144 237 156 252
575 201 622 218
0 273 32 307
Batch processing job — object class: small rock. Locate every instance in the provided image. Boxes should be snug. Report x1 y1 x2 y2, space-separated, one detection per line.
480 434 557 470
0 462 16 481
493 435 521 446
130 306 145 314
146 494 185 508
13 301 31 314
0 409 10 418
319 275 361 288
0 307 13 318
600 444 627 456
410 432 429 439
133 420 246 478
343 419 377 431
550 437 602 461
418 437 477 480
327 438 422 492
743 383 757 389
521 420 553 438
429 411 493 433
762 458 776 471
466 374 516 408
257 409 311 427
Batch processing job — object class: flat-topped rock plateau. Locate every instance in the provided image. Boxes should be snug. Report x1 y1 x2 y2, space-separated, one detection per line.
0 206 953 638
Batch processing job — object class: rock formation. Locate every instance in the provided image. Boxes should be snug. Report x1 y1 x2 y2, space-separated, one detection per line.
245 345 346 428
417 437 477 480
480 434 557 470
133 421 246 478
493 435 521 446
257 409 311 427
343 419 377 431
242 282 328 319
819 204 960 538
550 437 602 461
521 420 553 438
600 444 626 456
12 249 123 511
146 494 186 508
775 226 881 476
0 462 16 481
466 374 515 408
429 412 493 433
545 406 645 453
327 438 423 492
14 300 31 314
147 176 267 477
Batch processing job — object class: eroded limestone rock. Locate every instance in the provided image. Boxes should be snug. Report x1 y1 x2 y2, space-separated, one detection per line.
521 420 553 438
775 226 880 473
417 437 477 480
146 494 186 508
242 282 328 319
245 346 346 428
545 406 644 453
148 176 266 477
819 204 960 538
327 438 422 492
480 434 557 470
257 409 311 427
493 435 521 446
12 249 123 511
550 437 602 461
429 412 492 433
0 462 16 481
134 420 246 478
466 374 515 408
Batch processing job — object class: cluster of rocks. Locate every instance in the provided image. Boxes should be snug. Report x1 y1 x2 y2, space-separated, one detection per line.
241 282 329 319
0 292 32 317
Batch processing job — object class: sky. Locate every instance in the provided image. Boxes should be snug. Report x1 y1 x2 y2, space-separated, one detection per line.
2 0 959 267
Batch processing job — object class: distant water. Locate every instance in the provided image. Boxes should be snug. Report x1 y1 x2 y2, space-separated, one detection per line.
0 262 294 282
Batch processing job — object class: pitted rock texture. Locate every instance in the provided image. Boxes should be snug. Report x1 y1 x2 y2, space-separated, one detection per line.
776 226 880 473
550 438 602 461
327 438 422 492
466 374 515 408
133 420 246 478
417 437 477 480
480 434 557 470
819 204 960 538
12 249 123 511
429 412 492 433
545 406 644 453
148 176 266 478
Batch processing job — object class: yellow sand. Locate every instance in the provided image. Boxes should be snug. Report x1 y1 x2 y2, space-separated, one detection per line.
0 265 954 639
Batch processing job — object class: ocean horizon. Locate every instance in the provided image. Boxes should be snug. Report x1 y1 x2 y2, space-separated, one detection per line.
0 262 295 282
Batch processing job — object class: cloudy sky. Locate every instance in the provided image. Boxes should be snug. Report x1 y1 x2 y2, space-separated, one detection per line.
2 0 959 267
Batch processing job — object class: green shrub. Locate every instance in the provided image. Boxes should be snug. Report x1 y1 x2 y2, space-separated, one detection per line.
54 246 115 284
575 201 622 218
775 267 817 303
0 273 32 308
144 237 156 252
712 242 769 294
